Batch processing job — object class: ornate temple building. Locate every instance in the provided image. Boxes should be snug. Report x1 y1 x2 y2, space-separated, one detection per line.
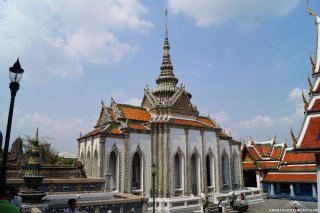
242 138 317 201
77 13 243 208
291 2 320 211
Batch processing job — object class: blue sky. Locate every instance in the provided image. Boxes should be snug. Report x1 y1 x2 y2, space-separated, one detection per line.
0 0 317 153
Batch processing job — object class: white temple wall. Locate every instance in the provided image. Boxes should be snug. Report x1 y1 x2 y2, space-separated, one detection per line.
188 130 202 154
203 131 217 153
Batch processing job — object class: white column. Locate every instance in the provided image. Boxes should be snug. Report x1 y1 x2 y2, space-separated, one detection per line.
312 184 317 198
290 184 295 197
270 183 275 196
255 171 261 189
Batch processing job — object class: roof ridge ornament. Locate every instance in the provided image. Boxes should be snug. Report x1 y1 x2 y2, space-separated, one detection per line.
290 127 297 148
309 53 316 73
302 91 309 112
307 74 314 93
307 0 317 23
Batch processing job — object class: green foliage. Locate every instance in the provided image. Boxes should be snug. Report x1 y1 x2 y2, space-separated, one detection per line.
22 135 59 165
57 157 77 165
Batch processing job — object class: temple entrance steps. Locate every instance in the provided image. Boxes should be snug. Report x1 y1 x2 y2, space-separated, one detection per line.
207 202 219 212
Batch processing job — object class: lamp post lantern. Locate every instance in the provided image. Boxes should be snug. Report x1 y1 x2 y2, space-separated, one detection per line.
0 59 24 187
152 162 156 213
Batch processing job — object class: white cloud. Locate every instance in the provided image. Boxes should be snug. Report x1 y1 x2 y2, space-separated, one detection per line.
0 0 152 81
288 87 308 104
2 109 95 152
210 88 305 143
169 0 302 27
125 98 142 106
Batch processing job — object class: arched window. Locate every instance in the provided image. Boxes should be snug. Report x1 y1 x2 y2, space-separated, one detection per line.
174 152 183 189
132 152 142 190
222 151 230 186
109 151 118 191
191 152 200 196
206 154 214 187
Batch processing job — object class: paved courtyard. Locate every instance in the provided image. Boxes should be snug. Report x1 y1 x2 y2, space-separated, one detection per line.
246 199 317 213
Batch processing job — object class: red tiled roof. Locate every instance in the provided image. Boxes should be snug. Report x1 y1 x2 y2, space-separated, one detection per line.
110 127 122 134
197 117 215 127
110 109 117 122
174 119 210 128
270 147 282 160
262 173 316 183
82 129 100 138
256 161 278 169
118 105 151 121
279 165 316 172
255 144 272 157
282 150 315 164
310 99 320 111
300 117 320 149
243 162 257 170
248 146 261 160
128 123 149 130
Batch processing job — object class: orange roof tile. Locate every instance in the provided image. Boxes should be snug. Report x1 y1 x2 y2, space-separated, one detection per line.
174 119 210 128
270 147 282 160
243 162 257 169
128 123 149 130
279 165 316 172
118 105 151 122
110 109 117 122
258 162 275 169
262 173 316 183
82 129 100 138
255 144 272 157
110 127 122 134
282 150 315 164
300 117 320 149
256 161 278 169
197 117 215 127
248 146 261 160
311 99 320 111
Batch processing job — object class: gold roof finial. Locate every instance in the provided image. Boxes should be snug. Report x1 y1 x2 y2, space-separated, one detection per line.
290 127 297 148
309 53 316 73
307 0 317 23
302 91 309 112
308 74 314 93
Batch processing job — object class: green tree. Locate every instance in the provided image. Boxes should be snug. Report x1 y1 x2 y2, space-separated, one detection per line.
22 135 59 165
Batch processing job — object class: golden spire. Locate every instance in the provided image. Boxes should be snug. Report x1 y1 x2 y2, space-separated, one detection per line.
302 91 309 111
290 127 297 148
308 74 314 93
309 53 316 73
307 0 317 23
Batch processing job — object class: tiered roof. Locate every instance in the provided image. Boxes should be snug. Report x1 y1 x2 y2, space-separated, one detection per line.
78 11 237 144
293 3 320 152
242 139 317 183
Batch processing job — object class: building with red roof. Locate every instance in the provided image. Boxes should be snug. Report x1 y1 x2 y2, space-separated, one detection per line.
77 12 242 211
242 139 317 202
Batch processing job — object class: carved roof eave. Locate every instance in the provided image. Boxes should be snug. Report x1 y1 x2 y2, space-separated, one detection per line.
110 98 125 120
143 89 160 107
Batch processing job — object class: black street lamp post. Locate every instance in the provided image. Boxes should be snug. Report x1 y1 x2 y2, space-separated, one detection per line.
0 59 24 187
152 162 156 213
